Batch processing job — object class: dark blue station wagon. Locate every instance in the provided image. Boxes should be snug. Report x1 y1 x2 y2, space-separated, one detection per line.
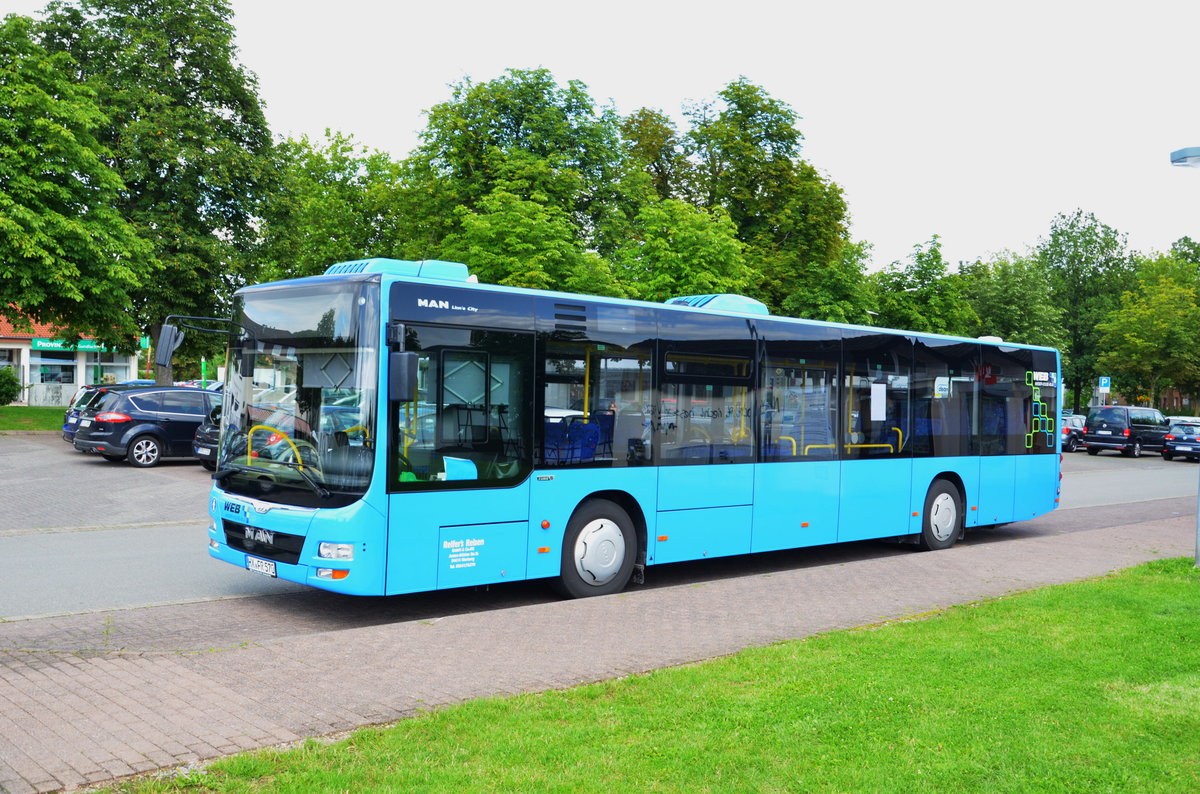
73 386 220 467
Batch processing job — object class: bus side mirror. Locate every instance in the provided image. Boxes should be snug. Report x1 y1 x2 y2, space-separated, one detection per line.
390 352 419 403
155 324 184 367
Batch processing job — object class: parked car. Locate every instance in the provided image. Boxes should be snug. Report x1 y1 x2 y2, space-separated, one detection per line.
1162 422 1200 462
1167 415 1198 426
1060 414 1086 452
62 383 150 445
1083 405 1169 457
192 405 221 471
73 386 220 467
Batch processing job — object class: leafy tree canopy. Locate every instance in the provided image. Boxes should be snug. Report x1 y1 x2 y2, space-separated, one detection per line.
0 13 150 351
36 0 272 376
869 236 978 336
1037 209 1135 411
258 130 405 281
960 251 1064 349
1096 276 1200 404
684 78 849 314
613 199 747 302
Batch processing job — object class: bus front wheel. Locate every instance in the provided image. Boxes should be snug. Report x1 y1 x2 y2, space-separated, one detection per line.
555 499 636 598
919 479 962 551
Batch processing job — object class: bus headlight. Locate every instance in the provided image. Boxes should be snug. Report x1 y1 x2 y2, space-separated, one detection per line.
318 542 354 561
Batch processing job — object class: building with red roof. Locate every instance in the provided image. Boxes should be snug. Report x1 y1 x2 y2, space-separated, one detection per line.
0 319 145 405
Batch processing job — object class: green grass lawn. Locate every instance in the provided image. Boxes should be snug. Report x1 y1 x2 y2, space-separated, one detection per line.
119 558 1200 793
0 405 65 431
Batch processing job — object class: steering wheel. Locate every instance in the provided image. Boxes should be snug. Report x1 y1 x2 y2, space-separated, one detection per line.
247 424 305 470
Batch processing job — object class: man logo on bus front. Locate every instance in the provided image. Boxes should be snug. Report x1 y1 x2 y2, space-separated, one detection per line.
244 527 275 545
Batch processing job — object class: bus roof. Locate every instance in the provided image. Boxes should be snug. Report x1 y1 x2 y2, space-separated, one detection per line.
241 257 1057 354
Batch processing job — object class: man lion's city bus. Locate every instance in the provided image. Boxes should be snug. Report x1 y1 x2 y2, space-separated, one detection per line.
166 258 1061 599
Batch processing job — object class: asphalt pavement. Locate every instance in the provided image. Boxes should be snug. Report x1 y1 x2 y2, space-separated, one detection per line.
0 432 1195 793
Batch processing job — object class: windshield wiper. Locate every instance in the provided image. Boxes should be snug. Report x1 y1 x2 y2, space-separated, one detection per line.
212 461 332 500
266 459 332 499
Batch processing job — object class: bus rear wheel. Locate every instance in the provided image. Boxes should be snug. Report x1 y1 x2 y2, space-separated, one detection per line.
555 499 636 598
919 479 962 551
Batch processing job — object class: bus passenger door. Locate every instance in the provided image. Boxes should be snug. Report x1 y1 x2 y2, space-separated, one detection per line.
384 320 536 596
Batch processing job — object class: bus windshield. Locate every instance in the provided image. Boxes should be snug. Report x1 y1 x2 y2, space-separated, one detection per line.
217 279 380 507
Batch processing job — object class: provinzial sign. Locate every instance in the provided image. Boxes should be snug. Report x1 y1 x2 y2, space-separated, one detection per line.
32 337 150 352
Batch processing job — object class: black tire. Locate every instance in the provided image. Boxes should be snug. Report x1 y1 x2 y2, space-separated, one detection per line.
127 435 162 468
200 460 216 471
1127 440 1142 458
1163 451 1174 461
1064 436 1078 453
918 479 962 551
554 499 637 598
1086 447 1100 456
100 453 124 462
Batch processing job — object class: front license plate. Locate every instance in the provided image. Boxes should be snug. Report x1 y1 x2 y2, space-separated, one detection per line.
194 446 212 456
68 417 77 424
246 556 276 577
80 419 91 427
1097 430 1111 435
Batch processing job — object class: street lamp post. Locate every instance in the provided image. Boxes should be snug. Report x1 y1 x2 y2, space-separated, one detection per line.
1169 146 1200 567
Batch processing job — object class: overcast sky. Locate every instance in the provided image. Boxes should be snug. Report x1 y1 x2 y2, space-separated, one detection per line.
12 0 1200 270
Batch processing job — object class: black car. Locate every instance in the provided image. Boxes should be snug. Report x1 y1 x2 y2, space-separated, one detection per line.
1083 405 1169 457
192 405 221 471
1060 414 1085 452
1162 422 1200 462
73 386 220 467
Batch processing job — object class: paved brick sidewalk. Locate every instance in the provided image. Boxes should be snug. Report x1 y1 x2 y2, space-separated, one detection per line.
0 512 1193 793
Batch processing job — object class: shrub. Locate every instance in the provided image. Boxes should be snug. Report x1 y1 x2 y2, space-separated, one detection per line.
0 366 22 405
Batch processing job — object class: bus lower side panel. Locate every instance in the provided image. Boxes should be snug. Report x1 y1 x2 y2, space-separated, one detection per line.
376 455 1055 595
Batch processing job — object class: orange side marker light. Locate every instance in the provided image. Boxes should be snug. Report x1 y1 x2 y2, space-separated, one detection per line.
537 546 551 553
657 535 668 542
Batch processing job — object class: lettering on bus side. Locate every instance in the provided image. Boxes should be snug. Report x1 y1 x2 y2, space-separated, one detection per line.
417 298 450 310
443 537 485 569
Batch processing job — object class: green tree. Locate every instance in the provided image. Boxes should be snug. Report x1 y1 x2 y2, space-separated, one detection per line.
37 0 272 379
780 238 875 324
1169 235 1200 269
960 251 1064 348
397 68 623 259
620 107 693 201
0 13 150 350
1038 210 1135 413
1096 276 1200 406
869 236 979 336
438 189 623 297
612 199 747 302
257 130 405 281
685 78 850 314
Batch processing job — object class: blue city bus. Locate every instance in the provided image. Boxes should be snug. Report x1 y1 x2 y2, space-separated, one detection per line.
184 257 1061 598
